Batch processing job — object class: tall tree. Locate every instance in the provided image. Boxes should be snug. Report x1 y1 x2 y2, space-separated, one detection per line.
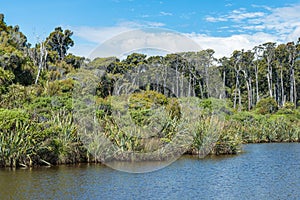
253 45 264 104
35 42 47 84
240 50 255 111
232 50 242 111
45 27 74 61
262 42 276 98
286 42 297 106
275 44 288 106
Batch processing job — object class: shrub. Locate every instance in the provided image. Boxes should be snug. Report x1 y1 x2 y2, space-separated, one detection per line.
255 97 278 115
0 109 37 167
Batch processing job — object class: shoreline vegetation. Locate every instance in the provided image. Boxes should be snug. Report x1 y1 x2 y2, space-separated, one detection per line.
1 14 300 168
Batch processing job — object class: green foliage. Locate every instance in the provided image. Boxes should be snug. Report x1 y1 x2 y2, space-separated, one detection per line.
0 68 14 93
229 111 300 143
45 27 74 61
165 98 181 120
64 53 85 69
124 53 147 65
95 72 114 98
128 90 168 125
198 98 232 115
0 109 37 167
37 110 81 165
255 97 278 114
277 102 295 114
0 84 33 109
89 57 119 70
95 97 112 119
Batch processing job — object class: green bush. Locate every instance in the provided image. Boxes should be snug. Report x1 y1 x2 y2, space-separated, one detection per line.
128 90 168 126
277 102 295 114
0 109 37 167
255 97 278 115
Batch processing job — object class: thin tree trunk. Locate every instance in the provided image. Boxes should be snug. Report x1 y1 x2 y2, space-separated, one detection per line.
234 69 239 109
249 77 253 110
254 65 259 104
293 68 297 107
35 42 47 85
221 70 226 99
199 81 203 99
290 71 294 103
280 64 285 106
267 59 273 98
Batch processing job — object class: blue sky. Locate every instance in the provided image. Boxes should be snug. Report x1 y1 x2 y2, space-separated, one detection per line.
1 0 300 57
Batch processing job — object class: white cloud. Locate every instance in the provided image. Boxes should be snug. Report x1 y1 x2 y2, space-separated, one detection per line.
160 11 173 16
88 29 200 59
205 9 265 23
69 43 96 58
71 26 133 44
206 4 300 43
249 4 300 41
69 20 165 44
186 32 279 58
141 14 150 18
69 25 284 59
70 4 300 59
205 16 227 22
287 26 300 42
228 11 265 21
147 22 165 27
70 25 279 59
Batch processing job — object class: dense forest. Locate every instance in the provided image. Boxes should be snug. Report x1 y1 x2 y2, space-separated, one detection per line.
1 13 300 168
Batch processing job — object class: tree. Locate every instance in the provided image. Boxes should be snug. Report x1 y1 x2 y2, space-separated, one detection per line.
275 44 288 106
232 50 242 111
64 53 85 69
286 42 297 107
253 45 264 104
240 50 255 111
45 27 74 61
35 42 48 84
262 42 276 98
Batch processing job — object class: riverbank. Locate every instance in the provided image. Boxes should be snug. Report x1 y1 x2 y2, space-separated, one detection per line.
1 98 300 168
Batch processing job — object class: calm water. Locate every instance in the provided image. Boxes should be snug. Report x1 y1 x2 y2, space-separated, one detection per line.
1 143 300 199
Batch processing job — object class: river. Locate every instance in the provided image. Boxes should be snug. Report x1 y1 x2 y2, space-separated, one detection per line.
1 143 300 199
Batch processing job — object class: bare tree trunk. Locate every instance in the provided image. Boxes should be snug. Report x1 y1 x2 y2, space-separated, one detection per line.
180 72 184 97
293 68 297 107
280 64 285 106
290 71 294 104
221 70 226 99
267 59 273 98
162 65 167 96
192 76 195 97
35 42 47 85
287 42 297 107
188 72 191 97
255 65 259 103
249 77 253 109
234 69 239 110
199 81 204 99
205 63 209 98
176 58 179 97
245 81 251 111
242 70 252 111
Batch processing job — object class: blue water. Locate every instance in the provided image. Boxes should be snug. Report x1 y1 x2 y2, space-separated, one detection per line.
1 143 300 199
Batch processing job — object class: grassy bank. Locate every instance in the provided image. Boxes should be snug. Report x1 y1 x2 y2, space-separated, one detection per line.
1 92 300 168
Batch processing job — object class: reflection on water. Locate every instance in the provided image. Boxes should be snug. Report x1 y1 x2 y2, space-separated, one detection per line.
1 143 300 199
106 158 177 173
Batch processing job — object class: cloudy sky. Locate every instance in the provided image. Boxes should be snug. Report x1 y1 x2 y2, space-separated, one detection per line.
1 0 300 58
